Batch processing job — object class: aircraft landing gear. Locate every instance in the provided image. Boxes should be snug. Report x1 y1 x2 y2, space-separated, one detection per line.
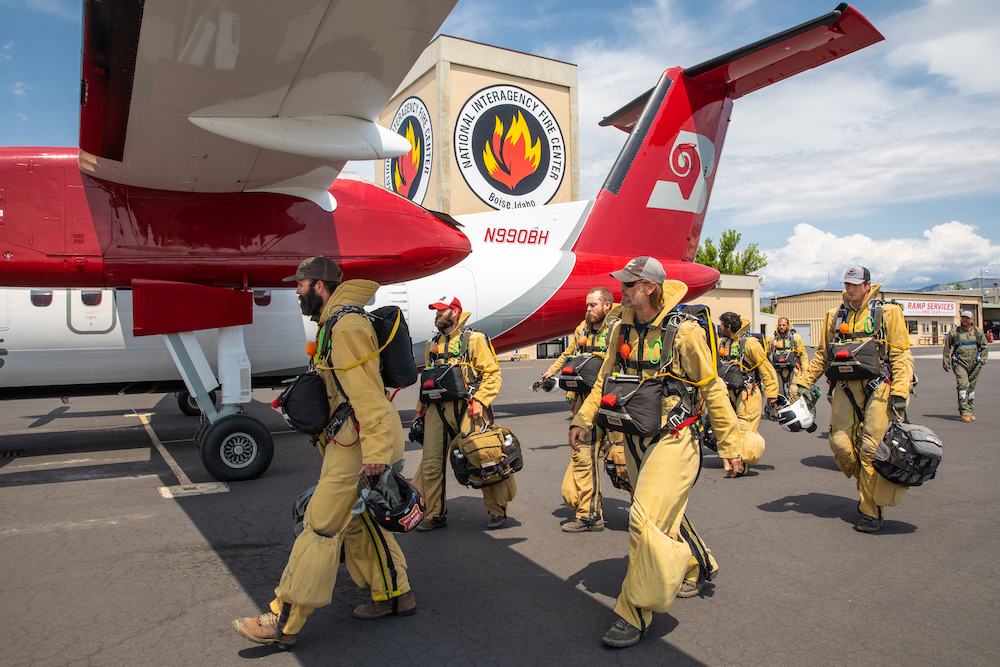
196 414 274 481
177 389 217 416
164 326 275 482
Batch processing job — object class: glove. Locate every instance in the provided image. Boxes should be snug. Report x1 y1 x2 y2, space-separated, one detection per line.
889 395 907 418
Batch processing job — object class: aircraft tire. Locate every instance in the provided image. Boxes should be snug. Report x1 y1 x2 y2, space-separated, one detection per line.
200 414 274 481
177 389 218 417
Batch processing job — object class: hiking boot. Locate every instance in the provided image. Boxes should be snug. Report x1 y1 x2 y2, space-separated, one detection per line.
562 518 605 533
486 514 507 529
353 590 416 620
602 618 647 648
676 579 703 598
970 414 976 421
854 513 883 533
232 613 297 650
416 517 447 532
961 415 972 422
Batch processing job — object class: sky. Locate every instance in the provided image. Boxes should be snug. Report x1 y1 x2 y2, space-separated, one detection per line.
2 0 998 297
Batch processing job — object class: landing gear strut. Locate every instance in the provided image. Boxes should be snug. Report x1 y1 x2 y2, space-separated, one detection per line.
164 327 274 481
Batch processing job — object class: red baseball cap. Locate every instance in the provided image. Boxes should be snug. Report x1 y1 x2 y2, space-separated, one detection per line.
429 296 462 311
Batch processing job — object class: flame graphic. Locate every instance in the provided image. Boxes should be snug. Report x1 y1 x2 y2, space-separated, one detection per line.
482 111 541 192
393 121 420 199
670 142 701 200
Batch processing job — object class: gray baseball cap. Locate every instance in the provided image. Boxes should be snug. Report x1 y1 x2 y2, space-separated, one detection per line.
610 256 666 284
283 256 343 283
843 265 871 285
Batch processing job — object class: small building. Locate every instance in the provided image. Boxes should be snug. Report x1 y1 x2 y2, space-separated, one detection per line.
773 289 985 347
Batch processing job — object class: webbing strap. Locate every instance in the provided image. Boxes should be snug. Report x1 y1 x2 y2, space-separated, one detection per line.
678 515 713 584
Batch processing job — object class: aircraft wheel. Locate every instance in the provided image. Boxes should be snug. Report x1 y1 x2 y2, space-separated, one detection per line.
177 389 217 417
199 414 274 481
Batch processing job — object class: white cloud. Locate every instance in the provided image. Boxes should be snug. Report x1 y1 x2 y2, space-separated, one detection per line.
10 81 31 97
760 221 1000 294
17 112 27 121
0 41 11 64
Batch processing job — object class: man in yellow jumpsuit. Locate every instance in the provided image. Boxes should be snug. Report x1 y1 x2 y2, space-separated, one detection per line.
412 296 516 530
797 266 911 533
569 256 744 648
718 312 777 472
233 257 413 650
539 287 619 532
766 317 809 399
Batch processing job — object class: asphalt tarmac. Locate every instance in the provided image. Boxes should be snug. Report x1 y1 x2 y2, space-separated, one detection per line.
1 350 997 666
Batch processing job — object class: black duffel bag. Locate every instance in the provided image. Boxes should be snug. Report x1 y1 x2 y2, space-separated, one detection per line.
278 373 329 435
825 339 882 382
558 354 603 392
419 363 469 403
874 421 942 486
595 374 663 437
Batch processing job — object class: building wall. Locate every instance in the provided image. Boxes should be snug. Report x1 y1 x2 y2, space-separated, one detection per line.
377 36 579 217
773 289 985 346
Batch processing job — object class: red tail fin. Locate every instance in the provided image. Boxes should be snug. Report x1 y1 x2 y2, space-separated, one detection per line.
572 3 883 263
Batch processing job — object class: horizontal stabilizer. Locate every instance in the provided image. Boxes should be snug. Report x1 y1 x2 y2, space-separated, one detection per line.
600 3 883 132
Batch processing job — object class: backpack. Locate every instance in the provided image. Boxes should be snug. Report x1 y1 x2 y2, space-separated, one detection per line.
719 331 761 392
825 301 886 383
874 421 942 486
770 332 799 370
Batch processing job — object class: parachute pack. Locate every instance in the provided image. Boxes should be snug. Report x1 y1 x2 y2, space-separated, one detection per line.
825 301 887 383
769 331 800 370
719 331 764 392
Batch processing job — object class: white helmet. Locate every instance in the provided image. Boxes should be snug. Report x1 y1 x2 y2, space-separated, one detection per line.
778 396 817 433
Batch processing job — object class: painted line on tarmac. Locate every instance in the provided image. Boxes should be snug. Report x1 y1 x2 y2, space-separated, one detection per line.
134 413 228 499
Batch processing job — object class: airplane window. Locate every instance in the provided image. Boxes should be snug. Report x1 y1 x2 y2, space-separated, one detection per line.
81 291 103 307
253 290 272 307
30 290 53 307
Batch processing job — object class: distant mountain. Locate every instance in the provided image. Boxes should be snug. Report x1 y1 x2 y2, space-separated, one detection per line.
913 278 997 292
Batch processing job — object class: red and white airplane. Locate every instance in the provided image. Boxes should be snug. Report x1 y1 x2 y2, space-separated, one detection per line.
0 3 883 481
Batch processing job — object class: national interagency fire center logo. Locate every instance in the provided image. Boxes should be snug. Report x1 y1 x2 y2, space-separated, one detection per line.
454 84 565 210
384 96 432 205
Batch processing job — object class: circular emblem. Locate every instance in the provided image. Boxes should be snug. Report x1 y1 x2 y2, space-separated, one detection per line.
453 84 565 210
384 97 433 205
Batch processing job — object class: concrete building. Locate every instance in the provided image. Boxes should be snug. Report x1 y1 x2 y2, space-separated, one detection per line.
773 289 985 347
376 35 579 216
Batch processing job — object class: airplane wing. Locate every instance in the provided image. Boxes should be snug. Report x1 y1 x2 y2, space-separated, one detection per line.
79 0 457 209
600 3 883 132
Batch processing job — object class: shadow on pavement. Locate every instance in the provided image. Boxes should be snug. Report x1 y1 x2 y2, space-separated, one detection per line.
800 455 840 471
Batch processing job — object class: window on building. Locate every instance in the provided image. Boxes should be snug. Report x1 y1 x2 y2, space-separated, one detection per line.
907 320 917 334
940 322 949 333
253 290 271 307
922 323 931 334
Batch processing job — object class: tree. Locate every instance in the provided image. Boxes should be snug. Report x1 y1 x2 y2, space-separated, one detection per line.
696 229 767 275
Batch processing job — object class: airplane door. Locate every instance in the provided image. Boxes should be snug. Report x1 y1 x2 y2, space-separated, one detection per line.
68 289 117 334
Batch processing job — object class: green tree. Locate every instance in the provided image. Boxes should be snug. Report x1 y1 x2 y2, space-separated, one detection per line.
696 229 767 275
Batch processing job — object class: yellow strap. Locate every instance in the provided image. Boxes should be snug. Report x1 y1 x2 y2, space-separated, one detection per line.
317 310 400 372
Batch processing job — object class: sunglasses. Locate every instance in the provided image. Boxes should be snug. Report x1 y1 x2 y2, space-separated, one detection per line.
621 280 643 289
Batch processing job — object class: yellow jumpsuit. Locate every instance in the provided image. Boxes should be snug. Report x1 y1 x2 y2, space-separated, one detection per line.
413 311 516 519
718 319 777 467
572 281 743 633
546 312 619 522
766 330 809 398
798 284 911 519
270 280 409 635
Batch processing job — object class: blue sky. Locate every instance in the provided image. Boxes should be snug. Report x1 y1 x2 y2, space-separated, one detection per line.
2 0 998 297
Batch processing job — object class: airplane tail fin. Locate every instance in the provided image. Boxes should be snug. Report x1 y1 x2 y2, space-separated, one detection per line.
571 3 883 263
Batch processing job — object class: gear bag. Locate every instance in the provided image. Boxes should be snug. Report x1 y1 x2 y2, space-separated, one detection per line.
278 373 330 435
874 421 942 487
319 305 417 389
451 423 523 489
419 363 470 403
825 302 886 382
596 374 665 437
558 353 603 392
